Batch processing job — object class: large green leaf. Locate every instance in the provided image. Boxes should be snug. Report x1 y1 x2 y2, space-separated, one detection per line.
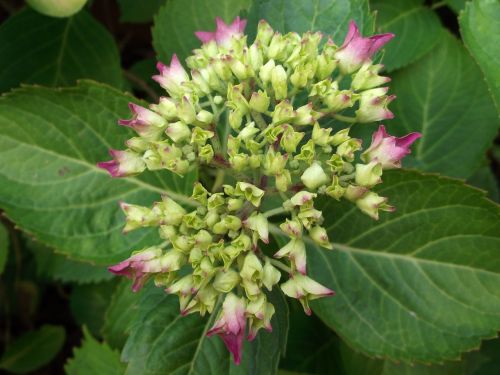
152 0 252 63
387 31 499 178
0 222 8 274
0 325 65 374
305 170 500 362
247 0 374 39
370 0 443 71
122 285 288 375
102 280 142 349
459 0 500 114
65 327 125 375
0 9 123 92
0 81 196 265
118 0 166 23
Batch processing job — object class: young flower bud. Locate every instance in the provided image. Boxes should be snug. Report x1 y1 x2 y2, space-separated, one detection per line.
281 273 334 315
238 122 260 141
256 20 274 46
274 239 307 274
97 149 146 178
326 154 344 174
230 154 249 171
280 126 304 153
301 162 329 190
166 121 191 143
263 150 288 176
248 301 275 341
159 224 176 240
191 127 214 146
324 89 357 112
126 137 149 153
153 54 190 97
235 182 265 207
249 90 270 113
160 249 187 272
196 109 214 125
166 274 194 296
182 211 205 230
271 64 288 100
213 269 241 293
158 195 187 225
259 59 276 83
227 198 244 212
325 176 346 200
275 170 292 192
280 218 303 238
343 184 369 202
309 226 332 249
262 260 281 290
247 43 264 72
192 182 209 204
351 63 391 91
312 122 333 147
294 139 316 165
195 16 247 48
290 191 317 206
361 125 421 169
297 207 323 229
355 87 395 123
272 100 296 125
336 138 362 162
120 202 159 232
355 191 395 220
118 103 167 140
240 252 263 281
355 161 383 187
155 97 178 120
228 109 244 130
293 103 318 126
268 33 288 60
199 144 214 163
243 213 269 244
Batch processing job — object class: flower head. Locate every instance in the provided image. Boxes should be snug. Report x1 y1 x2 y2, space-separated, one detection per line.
362 125 422 169
335 21 394 74
207 293 246 364
153 54 189 97
97 149 145 177
195 16 247 47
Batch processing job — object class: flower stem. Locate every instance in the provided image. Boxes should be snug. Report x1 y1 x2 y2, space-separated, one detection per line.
266 257 292 273
251 111 268 130
211 169 226 192
263 206 288 218
333 114 357 123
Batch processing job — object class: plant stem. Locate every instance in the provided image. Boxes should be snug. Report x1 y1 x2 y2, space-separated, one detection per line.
263 206 288 218
211 169 226 192
251 111 268 130
333 114 357 123
266 257 292 273
431 1 446 9
122 70 159 102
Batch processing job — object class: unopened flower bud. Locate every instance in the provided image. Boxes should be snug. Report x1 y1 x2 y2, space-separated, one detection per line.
293 103 317 126
272 100 295 125
97 149 146 177
199 144 214 163
238 122 260 141
196 109 214 125
259 59 275 83
244 213 269 244
275 170 291 192
355 191 395 220
227 198 244 211
355 87 395 123
274 238 307 274
309 226 332 249
325 176 346 200
191 127 214 146
336 138 362 162
256 20 274 46
294 139 315 165
355 161 382 187
166 121 191 143
159 249 186 272
301 162 329 190
271 65 288 100
249 90 270 113
235 182 265 207
312 122 333 147
262 260 281 290
280 126 304 153
120 202 158 232
213 269 241 293
263 150 288 176
281 273 334 315
155 97 178 120
351 63 390 91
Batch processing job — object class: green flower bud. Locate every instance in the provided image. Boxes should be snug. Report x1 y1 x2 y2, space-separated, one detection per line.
293 103 318 126
235 182 265 207
262 124 284 143
195 109 214 126
165 158 190 175
290 62 314 88
166 274 194 296
190 69 211 95
172 234 195 253
311 122 333 147
271 65 288 100
238 122 260 141
249 90 270 113
224 215 242 231
355 87 395 123
274 239 307 274
249 154 262 169
227 84 249 114
290 191 316 206
207 193 225 210
262 260 281 290
309 226 332 249
27 0 87 18
272 100 295 125
355 162 383 187
192 182 208 204
231 233 252 252
126 137 150 152
159 224 176 240
355 191 395 220
351 63 390 91
120 202 159 233
227 135 241 156
268 33 288 60
256 20 274 47
191 127 214 146
228 57 251 80
212 58 233 82
281 273 334 315
227 198 244 211
316 40 338 79
324 89 357 112
177 96 197 124
247 43 264 72
213 269 241 293
205 209 220 228
263 150 288 176
244 213 269 244
259 59 275 83
159 250 186 272
182 211 205 230
301 162 329 190
297 207 323 229
331 128 350 146
294 139 316 165
240 252 263 281
326 154 344 173
154 272 177 288
158 195 186 225
166 121 191 143
198 144 214 163
280 126 304 153
336 138 362 162
343 185 369 202
280 218 303 237
230 153 249 171
228 109 244 130
325 175 346 200
275 170 291 192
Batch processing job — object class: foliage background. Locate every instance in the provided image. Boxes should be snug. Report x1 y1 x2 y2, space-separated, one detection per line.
0 0 498 374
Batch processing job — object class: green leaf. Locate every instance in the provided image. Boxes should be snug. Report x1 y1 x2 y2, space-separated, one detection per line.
387 31 499 178
306 170 500 362
102 280 142 349
122 285 288 374
0 9 123 92
0 81 196 265
0 222 8 274
370 0 443 71
152 0 252 63
65 326 126 375
460 0 500 114
445 0 466 13
0 325 65 374
247 0 374 39
29 239 114 284
467 164 499 202
118 0 166 23
70 280 118 337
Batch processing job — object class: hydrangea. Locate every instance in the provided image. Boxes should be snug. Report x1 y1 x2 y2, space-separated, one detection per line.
98 16 420 364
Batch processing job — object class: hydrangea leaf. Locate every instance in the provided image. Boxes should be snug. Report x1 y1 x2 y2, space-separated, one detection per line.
0 222 8 274
65 327 125 375
118 0 166 23
459 0 500 114
371 0 443 71
305 170 500 362
386 31 498 179
122 286 288 375
0 9 123 92
0 325 66 374
247 0 374 39
152 0 252 63
0 81 196 265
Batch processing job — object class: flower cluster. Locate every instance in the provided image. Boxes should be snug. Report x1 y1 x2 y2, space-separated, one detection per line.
99 16 420 364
